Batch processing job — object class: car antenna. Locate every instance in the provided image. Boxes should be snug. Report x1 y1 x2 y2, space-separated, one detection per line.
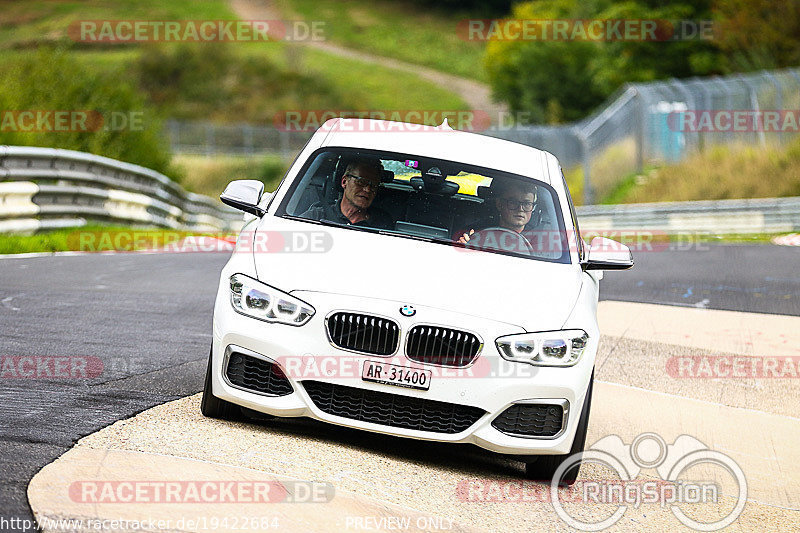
439 118 454 131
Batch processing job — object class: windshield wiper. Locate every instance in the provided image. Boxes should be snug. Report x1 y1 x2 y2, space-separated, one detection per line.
282 214 383 234
377 230 459 247
283 214 458 245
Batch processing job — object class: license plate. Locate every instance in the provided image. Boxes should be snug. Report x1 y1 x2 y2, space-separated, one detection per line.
362 360 431 391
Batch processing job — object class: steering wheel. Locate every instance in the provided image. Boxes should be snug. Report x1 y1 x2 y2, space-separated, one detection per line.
466 227 534 255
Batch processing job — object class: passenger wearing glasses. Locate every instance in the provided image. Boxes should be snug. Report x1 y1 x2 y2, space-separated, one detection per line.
458 180 538 244
300 158 394 229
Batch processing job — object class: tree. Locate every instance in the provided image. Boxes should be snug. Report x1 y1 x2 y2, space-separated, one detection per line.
713 0 800 71
485 0 728 124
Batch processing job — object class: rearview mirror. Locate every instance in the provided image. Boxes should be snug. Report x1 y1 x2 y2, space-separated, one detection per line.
220 180 265 217
583 236 634 271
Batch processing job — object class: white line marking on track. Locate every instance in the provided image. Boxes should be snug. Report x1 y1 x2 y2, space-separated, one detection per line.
1 296 21 311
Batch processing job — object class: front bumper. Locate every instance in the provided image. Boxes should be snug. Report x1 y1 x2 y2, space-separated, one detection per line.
211 290 596 456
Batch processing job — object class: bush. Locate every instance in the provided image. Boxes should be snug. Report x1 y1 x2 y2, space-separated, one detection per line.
133 43 350 123
0 48 179 179
485 0 722 124
259 157 287 189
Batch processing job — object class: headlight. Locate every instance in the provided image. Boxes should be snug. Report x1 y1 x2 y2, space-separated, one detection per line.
229 274 314 326
495 330 589 367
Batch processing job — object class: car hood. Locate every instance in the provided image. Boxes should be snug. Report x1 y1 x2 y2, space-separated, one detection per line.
250 217 582 331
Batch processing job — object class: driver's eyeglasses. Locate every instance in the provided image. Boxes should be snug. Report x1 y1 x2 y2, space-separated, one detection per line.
346 174 381 190
502 199 535 212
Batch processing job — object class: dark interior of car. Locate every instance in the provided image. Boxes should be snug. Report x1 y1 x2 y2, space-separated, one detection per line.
289 152 548 242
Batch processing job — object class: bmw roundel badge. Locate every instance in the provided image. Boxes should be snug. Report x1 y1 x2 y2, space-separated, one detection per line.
399 305 416 317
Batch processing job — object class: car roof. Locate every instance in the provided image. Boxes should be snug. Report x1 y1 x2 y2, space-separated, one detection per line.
317 118 557 185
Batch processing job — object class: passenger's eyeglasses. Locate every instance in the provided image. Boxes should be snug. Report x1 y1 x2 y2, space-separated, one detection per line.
502 199 535 212
345 174 381 190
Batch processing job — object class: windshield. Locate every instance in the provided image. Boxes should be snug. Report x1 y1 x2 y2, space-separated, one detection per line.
276 148 571 263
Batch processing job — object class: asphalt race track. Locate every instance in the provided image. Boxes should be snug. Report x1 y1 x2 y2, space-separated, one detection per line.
0 244 798 530
601 243 800 316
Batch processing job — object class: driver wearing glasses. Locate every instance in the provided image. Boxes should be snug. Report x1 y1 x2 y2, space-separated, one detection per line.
300 158 394 229
458 180 537 244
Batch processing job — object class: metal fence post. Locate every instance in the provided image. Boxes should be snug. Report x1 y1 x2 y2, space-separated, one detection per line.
577 128 594 205
763 70 784 145
669 78 698 155
633 87 644 173
709 77 733 145
738 74 766 147
245 124 254 155
279 130 290 159
204 124 214 156
167 120 180 152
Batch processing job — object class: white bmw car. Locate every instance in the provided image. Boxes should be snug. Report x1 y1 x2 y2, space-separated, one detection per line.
202 118 632 482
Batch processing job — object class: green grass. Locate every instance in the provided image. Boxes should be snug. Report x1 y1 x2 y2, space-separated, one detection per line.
0 0 468 126
2 224 788 255
579 232 788 250
566 135 800 205
703 233 794 244
600 165 659 205
613 137 800 203
290 45 467 111
275 0 488 82
0 224 228 254
0 0 237 49
174 154 287 197
4 43 467 126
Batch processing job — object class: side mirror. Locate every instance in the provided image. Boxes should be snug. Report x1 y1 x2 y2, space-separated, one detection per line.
583 236 634 271
220 180 265 217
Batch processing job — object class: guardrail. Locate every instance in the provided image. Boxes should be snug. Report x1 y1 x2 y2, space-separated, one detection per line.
0 146 242 233
577 196 800 234
2 145 797 236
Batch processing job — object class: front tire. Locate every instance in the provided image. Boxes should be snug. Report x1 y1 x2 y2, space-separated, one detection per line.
200 345 242 420
524 370 594 485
